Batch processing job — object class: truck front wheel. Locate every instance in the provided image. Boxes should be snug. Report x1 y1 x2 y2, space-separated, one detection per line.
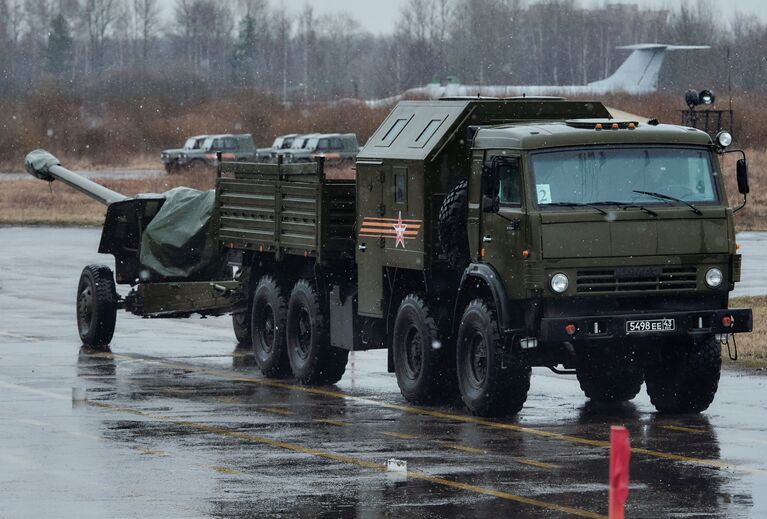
644 336 721 413
392 294 456 404
576 343 643 403
456 299 530 416
251 276 290 378
286 279 348 385
77 264 118 349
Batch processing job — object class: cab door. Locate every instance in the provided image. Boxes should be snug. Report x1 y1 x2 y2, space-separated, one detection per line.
479 154 527 291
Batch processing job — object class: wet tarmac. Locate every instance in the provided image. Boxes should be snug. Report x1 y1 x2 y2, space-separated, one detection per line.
1 226 767 518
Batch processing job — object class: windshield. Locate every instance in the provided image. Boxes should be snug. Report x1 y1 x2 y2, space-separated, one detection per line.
183 138 196 150
530 147 718 206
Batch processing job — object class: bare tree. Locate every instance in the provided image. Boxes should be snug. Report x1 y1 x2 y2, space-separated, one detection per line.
133 0 160 72
82 0 118 74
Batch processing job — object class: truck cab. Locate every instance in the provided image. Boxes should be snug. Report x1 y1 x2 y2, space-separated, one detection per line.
355 98 752 416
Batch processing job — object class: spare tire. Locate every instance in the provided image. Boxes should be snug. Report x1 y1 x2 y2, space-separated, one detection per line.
438 179 470 270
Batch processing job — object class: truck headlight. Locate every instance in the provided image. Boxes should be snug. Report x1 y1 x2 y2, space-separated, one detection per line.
705 268 723 288
550 273 569 293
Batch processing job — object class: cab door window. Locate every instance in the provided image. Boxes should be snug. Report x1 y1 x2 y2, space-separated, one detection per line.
497 157 522 205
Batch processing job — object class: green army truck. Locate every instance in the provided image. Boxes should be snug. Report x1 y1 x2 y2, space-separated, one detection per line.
219 97 752 416
28 97 753 417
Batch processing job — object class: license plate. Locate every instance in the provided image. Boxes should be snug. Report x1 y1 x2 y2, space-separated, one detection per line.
626 318 676 333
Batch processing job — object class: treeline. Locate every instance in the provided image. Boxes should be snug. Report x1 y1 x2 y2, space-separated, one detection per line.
1 0 767 101
2 0 767 167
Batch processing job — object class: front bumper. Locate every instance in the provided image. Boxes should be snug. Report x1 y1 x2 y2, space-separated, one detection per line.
540 307 752 342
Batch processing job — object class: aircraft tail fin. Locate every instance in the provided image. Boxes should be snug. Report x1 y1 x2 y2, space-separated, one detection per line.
588 44 709 93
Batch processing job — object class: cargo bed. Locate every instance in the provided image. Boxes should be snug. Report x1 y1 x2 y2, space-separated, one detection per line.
212 161 356 265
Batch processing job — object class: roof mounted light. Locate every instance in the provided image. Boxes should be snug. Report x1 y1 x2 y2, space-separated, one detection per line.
685 88 716 108
715 131 732 148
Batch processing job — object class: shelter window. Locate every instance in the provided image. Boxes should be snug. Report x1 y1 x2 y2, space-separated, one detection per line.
380 118 409 147
414 119 443 145
394 173 407 205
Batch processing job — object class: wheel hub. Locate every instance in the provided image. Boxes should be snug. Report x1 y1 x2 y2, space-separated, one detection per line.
468 332 488 387
296 308 312 360
78 286 93 334
404 325 424 379
258 305 275 353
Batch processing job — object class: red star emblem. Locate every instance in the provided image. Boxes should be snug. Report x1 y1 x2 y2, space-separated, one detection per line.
393 211 408 248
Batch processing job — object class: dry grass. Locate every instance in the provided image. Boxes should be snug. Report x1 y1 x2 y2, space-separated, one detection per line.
726 296 767 366
0 170 216 226
0 163 354 225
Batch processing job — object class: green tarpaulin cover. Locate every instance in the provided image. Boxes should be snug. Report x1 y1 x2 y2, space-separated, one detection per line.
139 187 226 280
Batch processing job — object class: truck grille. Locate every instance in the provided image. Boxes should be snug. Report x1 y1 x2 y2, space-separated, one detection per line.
576 266 697 293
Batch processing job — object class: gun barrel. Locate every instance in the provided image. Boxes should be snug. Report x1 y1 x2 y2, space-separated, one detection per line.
24 149 127 206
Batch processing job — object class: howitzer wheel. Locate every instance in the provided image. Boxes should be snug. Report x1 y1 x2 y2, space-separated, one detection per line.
76 264 118 349
286 279 348 385
232 311 251 344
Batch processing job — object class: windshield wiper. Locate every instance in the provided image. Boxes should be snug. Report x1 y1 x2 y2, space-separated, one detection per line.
632 190 702 215
545 202 608 216
593 201 658 218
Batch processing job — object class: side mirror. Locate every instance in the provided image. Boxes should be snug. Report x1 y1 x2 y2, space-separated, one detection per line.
737 159 749 195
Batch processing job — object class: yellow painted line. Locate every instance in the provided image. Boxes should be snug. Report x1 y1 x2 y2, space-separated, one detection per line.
660 425 707 435
133 446 170 457
215 397 242 405
85 399 605 519
103 353 748 473
380 431 418 440
512 458 559 470
314 418 349 427
441 442 486 454
205 465 242 475
0 332 40 342
261 406 295 416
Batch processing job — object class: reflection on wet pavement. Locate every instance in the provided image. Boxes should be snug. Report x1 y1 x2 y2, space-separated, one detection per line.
1 226 766 518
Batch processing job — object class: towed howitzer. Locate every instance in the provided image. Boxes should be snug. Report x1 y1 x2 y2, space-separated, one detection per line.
24 149 243 347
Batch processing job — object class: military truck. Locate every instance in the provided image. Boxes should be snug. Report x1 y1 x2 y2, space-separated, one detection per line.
161 133 257 173
27 97 752 417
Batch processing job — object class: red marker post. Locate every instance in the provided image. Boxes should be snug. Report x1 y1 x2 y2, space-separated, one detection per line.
609 426 631 519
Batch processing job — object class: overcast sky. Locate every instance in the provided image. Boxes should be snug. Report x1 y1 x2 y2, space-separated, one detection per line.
161 0 767 34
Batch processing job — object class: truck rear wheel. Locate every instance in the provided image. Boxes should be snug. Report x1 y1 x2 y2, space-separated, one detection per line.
576 344 643 403
456 299 530 416
644 336 721 413
286 279 348 385
77 264 118 349
392 294 457 404
251 276 291 378
438 180 470 270
232 311 251 344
